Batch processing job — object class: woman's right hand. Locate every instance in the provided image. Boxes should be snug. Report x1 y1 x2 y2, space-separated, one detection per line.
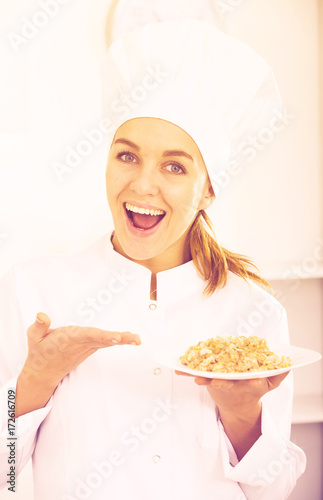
15 312 141 417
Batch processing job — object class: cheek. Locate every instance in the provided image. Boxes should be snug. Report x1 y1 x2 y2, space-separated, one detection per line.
105 171 112 198
191 177 206 203
169 194 199 225
105 165 123 198
105 180 120 215
105 160 116 183
176 182 204 215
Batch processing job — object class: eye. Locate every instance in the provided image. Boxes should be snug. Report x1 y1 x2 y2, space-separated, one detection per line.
164 163 185 175
117 151 137 163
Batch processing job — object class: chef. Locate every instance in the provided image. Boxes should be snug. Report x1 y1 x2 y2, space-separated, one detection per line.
0 20 305 500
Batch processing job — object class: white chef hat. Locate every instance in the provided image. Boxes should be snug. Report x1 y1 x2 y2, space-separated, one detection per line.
100 19 282 196
108 0 224 43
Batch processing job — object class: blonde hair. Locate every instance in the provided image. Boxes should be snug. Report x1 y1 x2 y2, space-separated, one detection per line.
189 210 270 295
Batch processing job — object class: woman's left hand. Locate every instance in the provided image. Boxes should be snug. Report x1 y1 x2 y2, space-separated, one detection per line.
175 370 290 459
175 370 290 416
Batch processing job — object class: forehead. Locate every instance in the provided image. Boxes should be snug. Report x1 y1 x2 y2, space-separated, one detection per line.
114 118 203 159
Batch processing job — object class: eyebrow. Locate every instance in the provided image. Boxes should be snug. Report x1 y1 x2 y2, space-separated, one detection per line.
113 138 194 162
162 150 193 161
113 138 140 150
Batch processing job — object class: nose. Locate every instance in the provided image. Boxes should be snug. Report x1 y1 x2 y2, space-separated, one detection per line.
129 165 159 197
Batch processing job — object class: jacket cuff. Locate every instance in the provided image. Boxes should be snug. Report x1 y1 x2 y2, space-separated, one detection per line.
218 403 306 499
0 376 53 453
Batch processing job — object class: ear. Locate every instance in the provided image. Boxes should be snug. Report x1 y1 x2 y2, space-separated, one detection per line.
198 182 216 211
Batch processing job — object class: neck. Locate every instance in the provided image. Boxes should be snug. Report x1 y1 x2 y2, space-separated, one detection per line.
111 231 192 275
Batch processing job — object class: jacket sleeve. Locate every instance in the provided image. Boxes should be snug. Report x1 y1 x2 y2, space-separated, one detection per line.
0 268 52 491
216 306 306 500
0 377 52 490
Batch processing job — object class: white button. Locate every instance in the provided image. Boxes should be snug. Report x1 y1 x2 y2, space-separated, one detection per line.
152 455 161 463
153 367 161 375
149 303 157 311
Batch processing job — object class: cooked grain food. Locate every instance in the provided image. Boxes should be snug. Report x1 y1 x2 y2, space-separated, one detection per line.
179 336 292 373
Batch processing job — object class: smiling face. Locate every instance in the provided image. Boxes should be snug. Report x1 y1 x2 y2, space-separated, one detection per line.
106 117 215 272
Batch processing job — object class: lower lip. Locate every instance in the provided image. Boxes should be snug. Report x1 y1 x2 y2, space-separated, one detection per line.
123 205 165 238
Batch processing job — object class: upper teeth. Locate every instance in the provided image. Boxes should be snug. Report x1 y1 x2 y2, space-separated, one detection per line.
125 202 165 216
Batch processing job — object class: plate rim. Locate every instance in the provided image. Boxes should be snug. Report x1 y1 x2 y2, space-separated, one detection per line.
152 342 322 380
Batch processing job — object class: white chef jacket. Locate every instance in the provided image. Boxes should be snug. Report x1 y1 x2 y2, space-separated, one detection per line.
0 233 306 500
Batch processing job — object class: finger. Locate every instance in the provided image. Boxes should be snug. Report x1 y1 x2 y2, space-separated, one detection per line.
210 378 235 389
194 376 211 386
79 327 123 346
247 378 264 387
118 332 141 346
27 313 52 341
174 370 195 377
267 371 291 389
81 329 141 348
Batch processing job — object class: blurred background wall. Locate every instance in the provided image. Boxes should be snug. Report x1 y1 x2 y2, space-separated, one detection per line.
0 0 322 498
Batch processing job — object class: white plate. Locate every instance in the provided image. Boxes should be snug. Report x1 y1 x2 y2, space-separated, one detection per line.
152 343 322 380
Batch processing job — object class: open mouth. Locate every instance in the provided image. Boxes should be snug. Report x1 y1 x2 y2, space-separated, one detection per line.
124 202 166 231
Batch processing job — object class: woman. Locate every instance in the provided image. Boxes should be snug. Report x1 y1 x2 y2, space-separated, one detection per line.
0 20 305 499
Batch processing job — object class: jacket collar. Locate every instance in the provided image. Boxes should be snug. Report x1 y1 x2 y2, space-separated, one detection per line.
101 232 205 302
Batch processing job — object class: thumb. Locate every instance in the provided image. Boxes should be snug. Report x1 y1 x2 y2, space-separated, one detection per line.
27 312 52 341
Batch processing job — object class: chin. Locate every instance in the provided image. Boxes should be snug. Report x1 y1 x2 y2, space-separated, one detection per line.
116 234 160 262
126 244 160 263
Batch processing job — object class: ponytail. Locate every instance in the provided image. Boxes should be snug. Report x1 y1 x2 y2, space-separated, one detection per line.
189 210 270 295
